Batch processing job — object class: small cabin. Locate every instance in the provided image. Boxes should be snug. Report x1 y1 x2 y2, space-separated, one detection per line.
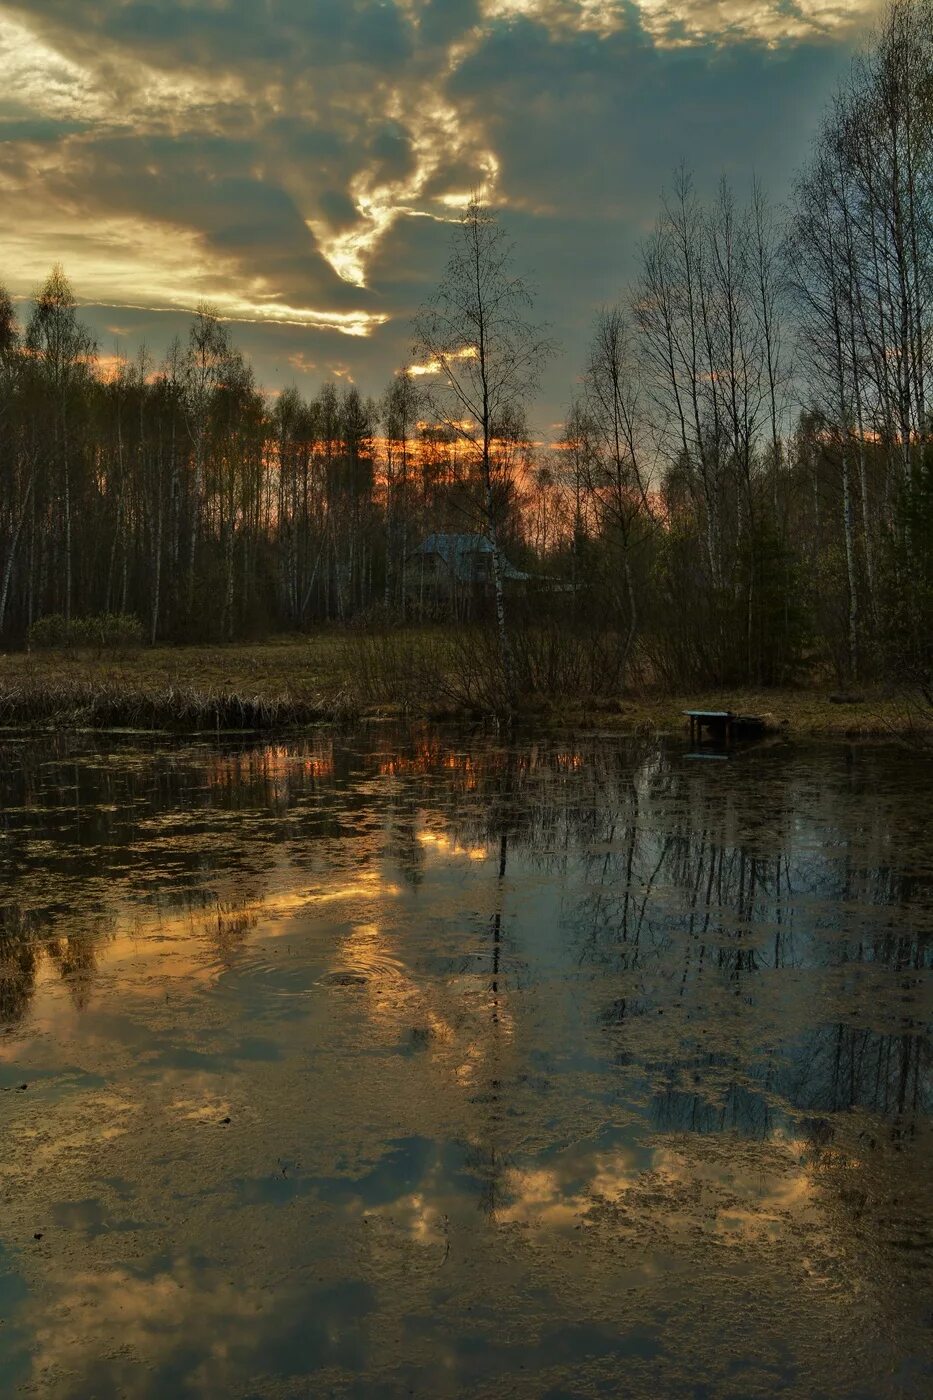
409 533 529 617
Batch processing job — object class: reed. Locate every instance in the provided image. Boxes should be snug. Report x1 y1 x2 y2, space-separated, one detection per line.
0 679 359 731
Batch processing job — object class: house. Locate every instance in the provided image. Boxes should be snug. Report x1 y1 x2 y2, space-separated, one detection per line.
409 533 529 615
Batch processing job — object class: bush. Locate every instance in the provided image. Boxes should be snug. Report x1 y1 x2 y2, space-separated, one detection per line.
27 614 70 649
335 615 637 716
75 613 145 652
28 613 145 653
335 627 449 708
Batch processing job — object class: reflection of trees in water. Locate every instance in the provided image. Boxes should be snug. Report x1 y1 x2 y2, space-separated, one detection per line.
45 928 105 1012
0 727 521 1023
644 1023 930 1138
1 729 930 1333
789 1021 929 1120
0 903 111 1023
204 899 260 958
537 746 933 1137
0 905 41 1023
0 733 348 1022
465 767 513 1219
651 1076 778 1137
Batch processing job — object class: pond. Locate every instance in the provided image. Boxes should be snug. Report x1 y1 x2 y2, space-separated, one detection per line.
0 728 930 1398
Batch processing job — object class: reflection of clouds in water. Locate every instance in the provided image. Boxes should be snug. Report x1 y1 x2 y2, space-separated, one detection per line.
650 1134 817 1238
170 1094 235 1124
326 913 515 1086
4 1090 139 1177
27 1262 268 1395
499 1149 636 1229
1 863 407 1039
497 1131 818 1247
304 872 402 904
331 920 415 1020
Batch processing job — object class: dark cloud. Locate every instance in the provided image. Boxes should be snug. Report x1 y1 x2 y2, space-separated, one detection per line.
7 0 418 74
419 0 482 46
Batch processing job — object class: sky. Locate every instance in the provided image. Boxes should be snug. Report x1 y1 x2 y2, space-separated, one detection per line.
0 0 883 433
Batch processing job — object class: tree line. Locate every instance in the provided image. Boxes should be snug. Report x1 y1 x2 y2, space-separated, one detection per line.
0 272 506 644
0 0 930 690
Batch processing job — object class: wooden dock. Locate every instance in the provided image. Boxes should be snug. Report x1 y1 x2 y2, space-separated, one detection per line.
684 710 770 744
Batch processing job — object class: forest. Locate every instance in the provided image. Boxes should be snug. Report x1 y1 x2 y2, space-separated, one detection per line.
0 0 930 702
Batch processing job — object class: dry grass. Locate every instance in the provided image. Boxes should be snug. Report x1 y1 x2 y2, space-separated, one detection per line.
4 634 348 695
0 632 928 736
0 635 356 730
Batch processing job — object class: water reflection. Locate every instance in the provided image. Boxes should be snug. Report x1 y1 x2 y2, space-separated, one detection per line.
0 729 930 1397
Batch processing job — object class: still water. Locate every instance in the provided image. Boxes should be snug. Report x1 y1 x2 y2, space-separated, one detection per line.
0 728 930 1398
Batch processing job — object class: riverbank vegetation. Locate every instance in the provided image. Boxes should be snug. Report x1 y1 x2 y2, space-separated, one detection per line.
0 1 930 720
0 634 925 737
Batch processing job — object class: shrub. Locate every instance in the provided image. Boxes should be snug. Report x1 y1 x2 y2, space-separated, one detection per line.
335 627 448 708
28 613 145 653
74 613 145 652
27 615 70 649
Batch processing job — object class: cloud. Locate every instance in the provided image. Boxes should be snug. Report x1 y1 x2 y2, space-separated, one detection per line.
409 345 479 375
633 2 879 46
0 0 881 418
482 2 879 45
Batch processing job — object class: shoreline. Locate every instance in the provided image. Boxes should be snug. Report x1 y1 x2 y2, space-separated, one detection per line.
0 639 928 740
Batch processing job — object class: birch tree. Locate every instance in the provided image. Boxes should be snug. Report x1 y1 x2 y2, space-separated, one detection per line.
381 369 421 615
578 307 656 677
413 199 555 703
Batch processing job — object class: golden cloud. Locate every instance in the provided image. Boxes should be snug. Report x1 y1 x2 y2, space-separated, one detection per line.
1 208 387 336
483 0 879 45
408 346 479 376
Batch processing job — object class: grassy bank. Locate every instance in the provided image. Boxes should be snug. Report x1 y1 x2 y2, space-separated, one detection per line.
0 633 928 737
0 636 354 731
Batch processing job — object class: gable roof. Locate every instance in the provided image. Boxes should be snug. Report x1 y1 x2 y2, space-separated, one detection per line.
413 533 529 581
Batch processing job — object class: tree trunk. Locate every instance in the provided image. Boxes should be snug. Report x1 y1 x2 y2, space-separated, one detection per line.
841 442 860 681
0 473 34 634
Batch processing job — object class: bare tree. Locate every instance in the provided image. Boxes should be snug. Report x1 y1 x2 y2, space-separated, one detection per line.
181 305 229 616
790 0 933 681
413 199 555 703
381 369 422 615
578 306 656 677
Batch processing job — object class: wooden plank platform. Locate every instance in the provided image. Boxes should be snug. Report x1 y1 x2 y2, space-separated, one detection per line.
684 710 770 744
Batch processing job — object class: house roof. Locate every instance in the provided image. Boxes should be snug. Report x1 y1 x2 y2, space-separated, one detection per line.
413 533 529 582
